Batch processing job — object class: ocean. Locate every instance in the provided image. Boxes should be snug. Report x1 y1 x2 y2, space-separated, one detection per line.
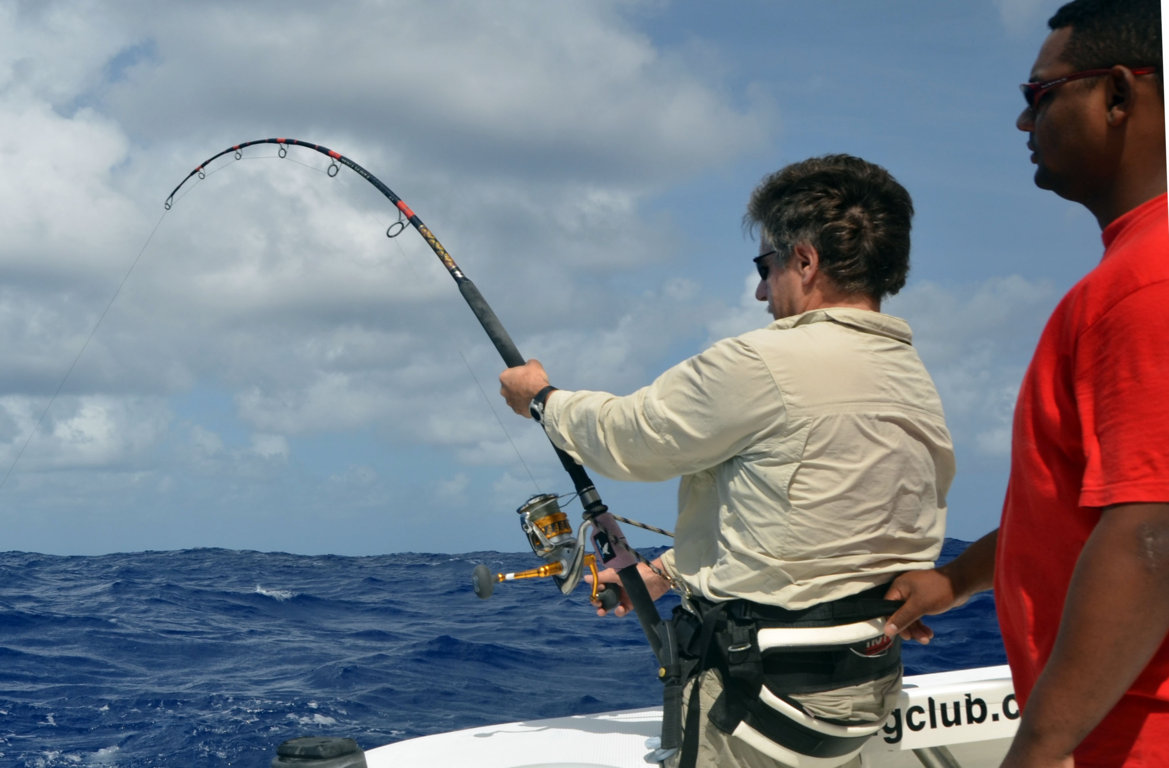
0 540 1004 767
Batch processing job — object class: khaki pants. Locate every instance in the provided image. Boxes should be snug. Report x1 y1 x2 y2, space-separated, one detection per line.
663 667 900 768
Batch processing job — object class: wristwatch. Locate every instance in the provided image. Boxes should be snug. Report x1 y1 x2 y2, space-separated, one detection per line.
529 385 558 422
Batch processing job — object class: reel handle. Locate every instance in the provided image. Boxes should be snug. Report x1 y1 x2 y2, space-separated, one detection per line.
471 560 565 599
471 554 619 610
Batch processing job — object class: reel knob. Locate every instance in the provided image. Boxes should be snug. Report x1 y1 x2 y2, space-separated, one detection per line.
596 585 620 612
472 564 495 599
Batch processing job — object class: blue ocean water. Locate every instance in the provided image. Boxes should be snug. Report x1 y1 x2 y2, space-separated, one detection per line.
0 540 1003 767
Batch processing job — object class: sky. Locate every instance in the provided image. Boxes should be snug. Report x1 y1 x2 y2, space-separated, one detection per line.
0 0 1158 556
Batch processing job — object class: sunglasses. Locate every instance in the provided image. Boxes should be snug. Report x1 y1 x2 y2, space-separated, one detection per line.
754 249 778 280
1020 65 1157 110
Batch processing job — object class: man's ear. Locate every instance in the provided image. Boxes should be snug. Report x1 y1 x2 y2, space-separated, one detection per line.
790 242 820 286
1104 65 1137 126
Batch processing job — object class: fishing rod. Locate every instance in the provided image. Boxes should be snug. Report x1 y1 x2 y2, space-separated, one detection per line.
165 138 675 667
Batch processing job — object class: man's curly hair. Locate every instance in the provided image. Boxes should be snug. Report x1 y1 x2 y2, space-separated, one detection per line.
745 154 914 301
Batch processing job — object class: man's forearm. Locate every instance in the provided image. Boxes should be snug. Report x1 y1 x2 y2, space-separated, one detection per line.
942 527 997 602
1005 503 1169 765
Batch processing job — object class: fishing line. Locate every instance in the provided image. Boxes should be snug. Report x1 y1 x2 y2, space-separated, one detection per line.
0 209 170 491
459 347 543 492
1 152 344 490
378 216 542 492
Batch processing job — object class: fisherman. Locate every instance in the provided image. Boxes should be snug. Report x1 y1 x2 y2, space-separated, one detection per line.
500 154 955 768
883 0 1169 765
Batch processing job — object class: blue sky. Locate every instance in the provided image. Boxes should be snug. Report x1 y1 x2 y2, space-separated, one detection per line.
0 0 1146 555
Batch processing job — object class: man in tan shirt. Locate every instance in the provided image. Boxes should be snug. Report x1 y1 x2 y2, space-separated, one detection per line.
501 154 954 768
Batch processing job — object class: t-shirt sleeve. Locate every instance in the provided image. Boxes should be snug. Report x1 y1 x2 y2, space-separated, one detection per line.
1077 279 1169 507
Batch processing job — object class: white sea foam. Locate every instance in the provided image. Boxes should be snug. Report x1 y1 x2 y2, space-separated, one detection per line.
92 745 120 763
254 585 295 601
289 712 339 727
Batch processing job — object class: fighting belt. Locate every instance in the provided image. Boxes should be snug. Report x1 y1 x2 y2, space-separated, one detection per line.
666 584 902 768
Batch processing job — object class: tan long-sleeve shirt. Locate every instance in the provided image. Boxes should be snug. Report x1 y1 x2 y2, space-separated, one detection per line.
541 308 954 609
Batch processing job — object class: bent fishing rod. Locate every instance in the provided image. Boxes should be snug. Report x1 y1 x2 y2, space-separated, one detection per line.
165 138 672 663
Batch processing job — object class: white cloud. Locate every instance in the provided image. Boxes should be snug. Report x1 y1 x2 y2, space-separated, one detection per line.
249 433 289 461
889 275 1059 459
0 394 171 472
436 472 470 505
993 0 1053 38
93 0 771 186
0 2 131 106
704 273 771 343
189 425 224 458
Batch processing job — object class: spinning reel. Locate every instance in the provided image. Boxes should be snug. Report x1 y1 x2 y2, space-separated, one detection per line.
472 493 618 610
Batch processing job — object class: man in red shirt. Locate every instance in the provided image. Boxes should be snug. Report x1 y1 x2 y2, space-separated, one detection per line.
882 0 1168 766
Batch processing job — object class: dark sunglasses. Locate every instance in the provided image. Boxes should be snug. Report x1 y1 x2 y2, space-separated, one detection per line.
1020 65 1157 110
754 249 778 280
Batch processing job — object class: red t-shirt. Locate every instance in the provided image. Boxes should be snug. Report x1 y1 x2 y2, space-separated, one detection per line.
996 194 1169 766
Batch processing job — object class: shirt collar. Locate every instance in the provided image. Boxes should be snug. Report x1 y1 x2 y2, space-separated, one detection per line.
770 307 914 344
1101 193 1167 254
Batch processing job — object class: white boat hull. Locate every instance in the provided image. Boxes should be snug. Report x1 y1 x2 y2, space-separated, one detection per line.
365 665 1016 767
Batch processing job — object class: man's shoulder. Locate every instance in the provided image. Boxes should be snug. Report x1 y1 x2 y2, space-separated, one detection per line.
1065 220 1169 332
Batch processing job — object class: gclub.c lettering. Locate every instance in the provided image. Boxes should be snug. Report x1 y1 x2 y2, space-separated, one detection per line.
880 693 1013 744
